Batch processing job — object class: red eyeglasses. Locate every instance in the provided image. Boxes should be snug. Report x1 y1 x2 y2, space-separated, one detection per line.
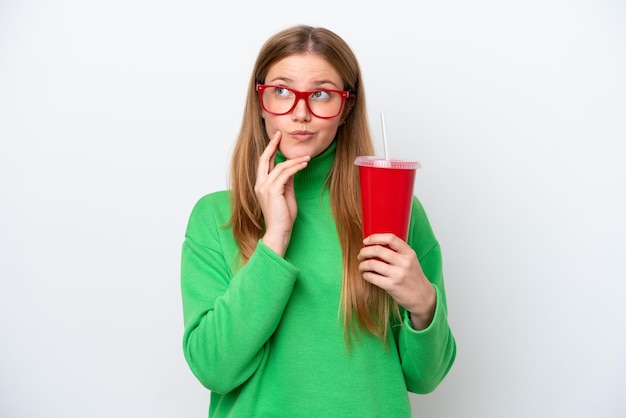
256 84 350 119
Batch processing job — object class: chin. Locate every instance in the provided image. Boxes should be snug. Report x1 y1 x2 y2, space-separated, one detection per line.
279 145 315 160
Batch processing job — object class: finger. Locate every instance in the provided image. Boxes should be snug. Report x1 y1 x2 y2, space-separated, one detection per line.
267 131 282 172
255 158 309 200
358 243 395 263
363 233 409 253
358 257 391 276
264 156 310 188
258 131 282 176
360 269 393 292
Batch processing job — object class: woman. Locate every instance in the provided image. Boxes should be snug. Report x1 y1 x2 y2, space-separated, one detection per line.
181 25 456 417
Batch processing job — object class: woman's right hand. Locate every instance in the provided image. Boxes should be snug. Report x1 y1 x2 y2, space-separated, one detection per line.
255 131 310 257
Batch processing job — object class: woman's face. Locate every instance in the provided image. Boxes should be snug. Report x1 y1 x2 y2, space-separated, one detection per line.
261 53 345 160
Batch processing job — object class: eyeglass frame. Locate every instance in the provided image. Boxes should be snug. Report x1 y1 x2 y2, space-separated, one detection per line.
256 84 351 119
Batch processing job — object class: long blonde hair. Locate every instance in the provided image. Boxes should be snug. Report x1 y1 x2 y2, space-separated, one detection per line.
229 25 397 343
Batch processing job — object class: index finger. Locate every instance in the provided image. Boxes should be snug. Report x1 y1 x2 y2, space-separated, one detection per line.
258 130 281 176
363 233 408 252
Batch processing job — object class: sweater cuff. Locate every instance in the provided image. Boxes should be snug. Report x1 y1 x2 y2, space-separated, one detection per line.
403 284 445 335
251 239 301 278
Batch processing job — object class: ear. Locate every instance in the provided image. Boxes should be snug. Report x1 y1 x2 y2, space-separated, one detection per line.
339 95 355 125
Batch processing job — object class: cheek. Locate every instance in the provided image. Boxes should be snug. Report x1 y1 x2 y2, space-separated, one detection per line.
261 118 276 138
322 121 341 140
262 113 279 133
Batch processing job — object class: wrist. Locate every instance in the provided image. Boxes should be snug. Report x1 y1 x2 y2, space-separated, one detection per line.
261 231 291 257
408 285 437 330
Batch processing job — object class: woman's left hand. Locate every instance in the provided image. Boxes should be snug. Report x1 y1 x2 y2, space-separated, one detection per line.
357 233 437 330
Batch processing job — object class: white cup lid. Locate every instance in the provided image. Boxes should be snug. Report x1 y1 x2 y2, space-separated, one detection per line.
354 156 421 170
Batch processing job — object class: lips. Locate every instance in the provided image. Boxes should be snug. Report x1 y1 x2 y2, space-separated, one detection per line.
289 130 314 141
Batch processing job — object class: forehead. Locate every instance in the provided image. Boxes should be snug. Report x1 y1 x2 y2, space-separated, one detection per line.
265 53 342 86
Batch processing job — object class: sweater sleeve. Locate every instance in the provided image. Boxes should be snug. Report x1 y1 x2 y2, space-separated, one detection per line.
180 195 299 394
396 198 457 394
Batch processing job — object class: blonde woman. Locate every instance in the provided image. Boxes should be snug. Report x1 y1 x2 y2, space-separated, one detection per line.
181 25 456 417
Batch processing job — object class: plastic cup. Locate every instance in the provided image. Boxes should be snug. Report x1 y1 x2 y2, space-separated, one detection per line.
354 157 421 241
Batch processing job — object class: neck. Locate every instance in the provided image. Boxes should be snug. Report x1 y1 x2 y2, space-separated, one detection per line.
275 141 336 199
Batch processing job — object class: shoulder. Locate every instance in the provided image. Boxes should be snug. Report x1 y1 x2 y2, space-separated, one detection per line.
410 196 430 225
185 190 232 236
191 190 231 212
408 196 439 255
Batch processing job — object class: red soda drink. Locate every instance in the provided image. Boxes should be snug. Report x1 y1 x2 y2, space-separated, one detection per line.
354 157 420 241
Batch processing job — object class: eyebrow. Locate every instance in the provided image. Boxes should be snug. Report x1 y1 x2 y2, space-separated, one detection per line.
266 77 340 89
313 80 340 88
266 76 293 84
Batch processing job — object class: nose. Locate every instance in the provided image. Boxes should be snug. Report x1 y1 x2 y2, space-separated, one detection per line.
291 97 311 122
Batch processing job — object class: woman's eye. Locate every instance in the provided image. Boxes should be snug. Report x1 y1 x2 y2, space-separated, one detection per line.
275 87 291 97
311 91 330 100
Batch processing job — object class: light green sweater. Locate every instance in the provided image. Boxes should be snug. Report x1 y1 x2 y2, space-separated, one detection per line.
181 142 456 417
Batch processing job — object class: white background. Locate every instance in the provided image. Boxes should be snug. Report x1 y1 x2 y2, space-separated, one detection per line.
1 1 625 417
